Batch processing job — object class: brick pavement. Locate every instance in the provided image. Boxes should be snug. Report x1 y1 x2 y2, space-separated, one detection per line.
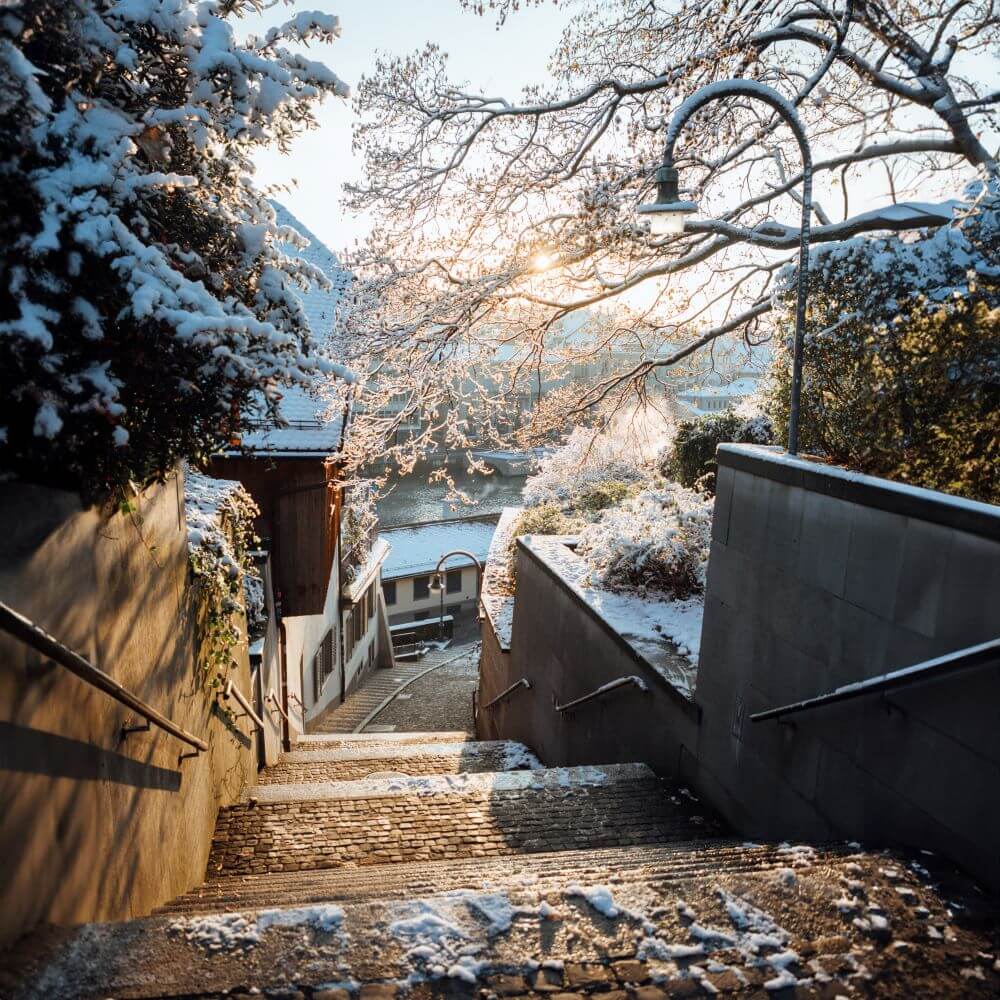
207 775 719 876
308 646 477 735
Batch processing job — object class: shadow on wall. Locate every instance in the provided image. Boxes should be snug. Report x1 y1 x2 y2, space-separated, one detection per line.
0 472 256 950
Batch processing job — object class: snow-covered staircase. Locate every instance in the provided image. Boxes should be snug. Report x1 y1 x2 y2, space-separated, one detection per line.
3 732 998 998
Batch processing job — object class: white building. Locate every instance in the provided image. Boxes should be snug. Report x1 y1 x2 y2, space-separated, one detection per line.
675 374 762 417
379 516 498 627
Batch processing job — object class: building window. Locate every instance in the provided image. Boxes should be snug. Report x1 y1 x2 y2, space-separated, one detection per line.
383 580 397 605
413 575 430 600
367 582 376 620
313 627 335 702
446 569 462 594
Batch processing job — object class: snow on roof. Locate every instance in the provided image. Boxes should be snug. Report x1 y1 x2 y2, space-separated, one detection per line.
678 376 760 401
237 203 351 457
379 517 499 581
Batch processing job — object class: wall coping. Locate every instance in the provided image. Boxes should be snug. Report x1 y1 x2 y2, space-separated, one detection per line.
718 444 1000 542
517 536 701 721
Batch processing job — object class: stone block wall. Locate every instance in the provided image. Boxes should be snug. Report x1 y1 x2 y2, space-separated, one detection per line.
479 538 700 778
693 444 1000 889
0 472 256 947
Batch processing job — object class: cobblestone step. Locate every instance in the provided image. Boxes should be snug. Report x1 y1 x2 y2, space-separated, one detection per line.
206 771 723 877
258 740 539 784
9 843 998 1000
295 730 473 749
155 840 824 915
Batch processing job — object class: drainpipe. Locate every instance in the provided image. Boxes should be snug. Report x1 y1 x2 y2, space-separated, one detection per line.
278 619 291 752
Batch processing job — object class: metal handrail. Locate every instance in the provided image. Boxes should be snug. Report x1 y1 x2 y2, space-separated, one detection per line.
222 679 265 731
0 600 208 753
554 675 649 713
751 637 1000 723
481 677 531 711
266 688 289 722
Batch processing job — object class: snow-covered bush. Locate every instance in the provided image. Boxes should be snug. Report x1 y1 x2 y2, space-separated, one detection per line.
662 410 774 494
512 417 714 602
185 469 260 688
0 1 350 497
576 484 714 600
522 426 652 509
765 180 1000 503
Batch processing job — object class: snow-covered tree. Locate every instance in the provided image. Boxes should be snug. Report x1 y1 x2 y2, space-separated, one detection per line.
341 0 998 459
0 0 350 496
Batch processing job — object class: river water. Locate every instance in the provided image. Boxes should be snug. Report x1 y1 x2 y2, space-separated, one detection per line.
375 462 527 527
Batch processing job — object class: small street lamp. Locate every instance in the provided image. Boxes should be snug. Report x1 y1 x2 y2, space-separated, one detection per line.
429 550 484 641
638 79 814 455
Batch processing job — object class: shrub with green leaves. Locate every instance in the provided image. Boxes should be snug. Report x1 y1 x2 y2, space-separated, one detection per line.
662 410 774 493
763 183 999 503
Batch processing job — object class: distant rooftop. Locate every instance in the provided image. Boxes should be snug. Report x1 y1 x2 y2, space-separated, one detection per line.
379 516 499 581
235 202 351 458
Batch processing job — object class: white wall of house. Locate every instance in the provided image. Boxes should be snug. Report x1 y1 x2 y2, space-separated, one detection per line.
284 539 388 729
383 563 480 625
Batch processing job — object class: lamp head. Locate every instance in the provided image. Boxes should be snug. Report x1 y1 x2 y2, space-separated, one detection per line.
637 164 698 235
429 572 443 593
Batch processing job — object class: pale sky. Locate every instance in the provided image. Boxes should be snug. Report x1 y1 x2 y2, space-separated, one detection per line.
240 1 571 254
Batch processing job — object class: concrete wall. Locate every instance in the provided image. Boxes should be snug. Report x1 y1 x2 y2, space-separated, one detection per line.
0 472 256 948
480 538 700 777
694 444 1000 889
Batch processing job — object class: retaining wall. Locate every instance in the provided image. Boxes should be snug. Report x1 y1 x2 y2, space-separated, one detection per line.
0 471 255 947
480 537 700 777
693 444 1000 889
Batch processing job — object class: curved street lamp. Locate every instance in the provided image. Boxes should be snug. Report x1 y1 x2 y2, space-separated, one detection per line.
429 549 484 641
638 79 813 455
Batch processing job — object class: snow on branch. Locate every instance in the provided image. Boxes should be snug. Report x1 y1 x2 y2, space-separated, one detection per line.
0 1 351 494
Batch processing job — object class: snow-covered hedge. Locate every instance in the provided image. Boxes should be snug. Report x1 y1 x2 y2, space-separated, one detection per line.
0 1 351 496
514 422 715 602
765 178 999 503
662 409 774 494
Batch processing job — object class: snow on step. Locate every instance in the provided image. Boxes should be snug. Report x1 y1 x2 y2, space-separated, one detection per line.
281 740 537 765
259 741 543 784
10 846 997 1000
247 762 651 803
158 841 818 915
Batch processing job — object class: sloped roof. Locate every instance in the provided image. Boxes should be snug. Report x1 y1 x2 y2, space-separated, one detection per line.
379 517 499 581
236 203 351 457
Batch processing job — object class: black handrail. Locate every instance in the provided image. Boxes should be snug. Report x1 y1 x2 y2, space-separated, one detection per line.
0 600 208 753
554 675 649 713
480 677 531 711
751 637 1000 723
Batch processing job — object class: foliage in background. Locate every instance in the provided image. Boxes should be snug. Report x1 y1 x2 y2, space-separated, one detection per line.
765 182 1000 503
0 1 351 497
184 470 260 695
662 410 774 494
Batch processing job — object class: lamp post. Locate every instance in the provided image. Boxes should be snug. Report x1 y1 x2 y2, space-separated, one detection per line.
638 79 813 456
429 550 484 641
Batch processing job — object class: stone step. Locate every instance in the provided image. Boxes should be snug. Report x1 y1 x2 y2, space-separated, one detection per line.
207 768 724 878
156 840 818 915
294 729 473 749
8 842 996 1000
259 740 541 784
